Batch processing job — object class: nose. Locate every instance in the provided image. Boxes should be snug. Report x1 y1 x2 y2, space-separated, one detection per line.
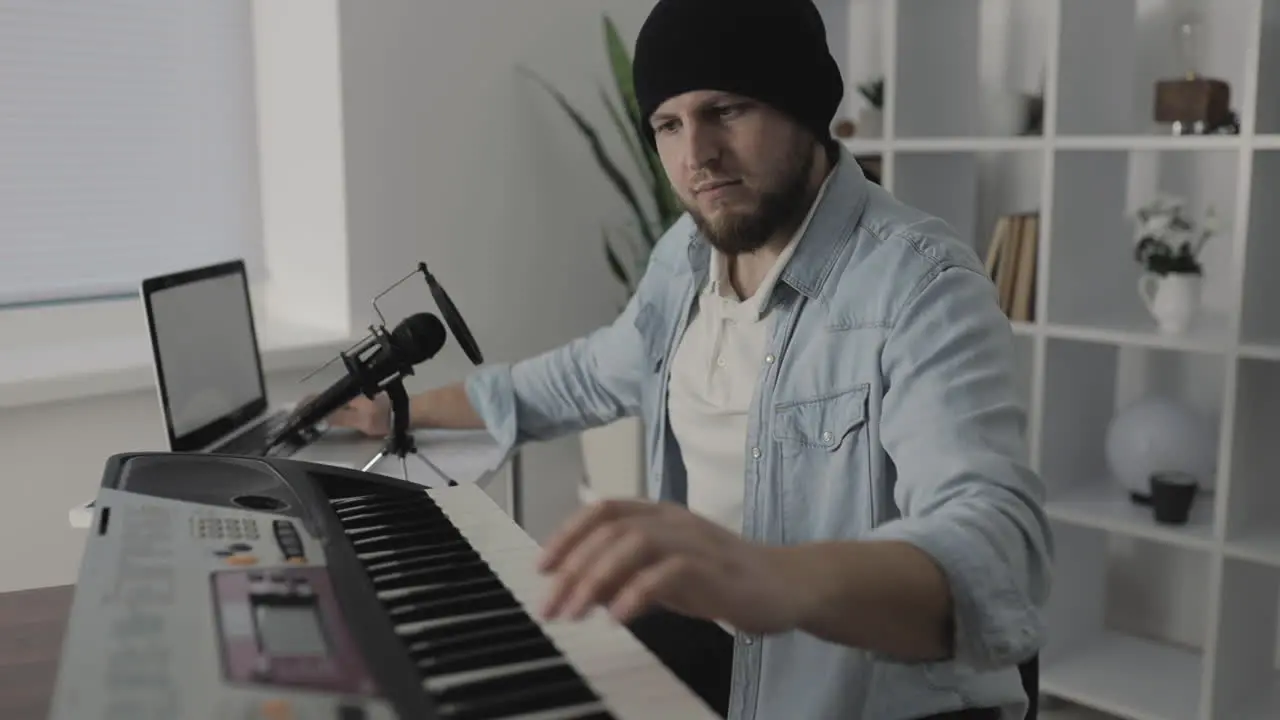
681 119 721 174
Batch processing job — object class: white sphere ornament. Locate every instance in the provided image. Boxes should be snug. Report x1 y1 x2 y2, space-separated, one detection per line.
1104 395 1216 501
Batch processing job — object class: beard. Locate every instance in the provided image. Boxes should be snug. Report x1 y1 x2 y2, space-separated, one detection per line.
684 139 817 256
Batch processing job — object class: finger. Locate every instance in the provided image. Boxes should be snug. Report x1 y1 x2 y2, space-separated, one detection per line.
607 556 692 625
540 521 622 619
559 529 657 621
538 499 655 573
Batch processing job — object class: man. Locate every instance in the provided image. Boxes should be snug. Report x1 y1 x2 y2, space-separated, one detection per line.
329 0 1053 718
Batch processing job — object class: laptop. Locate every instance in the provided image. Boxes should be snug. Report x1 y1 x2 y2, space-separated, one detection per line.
140 258 306 458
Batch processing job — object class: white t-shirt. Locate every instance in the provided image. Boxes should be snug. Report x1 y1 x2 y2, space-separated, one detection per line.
668 176 831 535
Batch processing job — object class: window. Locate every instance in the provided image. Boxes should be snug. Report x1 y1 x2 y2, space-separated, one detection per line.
0 0 263 307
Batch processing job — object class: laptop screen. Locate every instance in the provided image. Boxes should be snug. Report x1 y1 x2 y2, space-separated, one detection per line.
142 260 268 451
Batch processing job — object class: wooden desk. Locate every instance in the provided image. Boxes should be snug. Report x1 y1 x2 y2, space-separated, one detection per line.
0 585 73 720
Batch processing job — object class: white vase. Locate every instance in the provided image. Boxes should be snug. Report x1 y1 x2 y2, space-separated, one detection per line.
1138 272 1202 334
579 416 645 501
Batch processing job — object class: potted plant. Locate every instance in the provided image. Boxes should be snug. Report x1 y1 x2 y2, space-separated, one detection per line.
1130 196 1219 334
519 15 684 500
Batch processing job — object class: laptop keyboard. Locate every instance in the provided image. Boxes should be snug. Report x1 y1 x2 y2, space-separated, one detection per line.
215 412 292 457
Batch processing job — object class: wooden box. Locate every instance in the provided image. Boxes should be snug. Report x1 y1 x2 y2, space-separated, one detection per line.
1153 77 1231 128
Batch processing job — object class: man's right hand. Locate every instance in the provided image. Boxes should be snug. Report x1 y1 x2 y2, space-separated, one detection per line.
326 394 392 438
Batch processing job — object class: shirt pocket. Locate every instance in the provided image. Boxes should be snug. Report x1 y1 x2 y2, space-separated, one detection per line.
771 382 874 543
772 382 870 454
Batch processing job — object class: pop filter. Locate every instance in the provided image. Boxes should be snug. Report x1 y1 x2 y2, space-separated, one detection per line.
417 262 483 365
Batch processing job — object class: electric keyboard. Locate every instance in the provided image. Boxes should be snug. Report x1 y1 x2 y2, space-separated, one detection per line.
49 452 718 720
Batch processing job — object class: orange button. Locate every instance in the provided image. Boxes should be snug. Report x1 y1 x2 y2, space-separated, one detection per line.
286 557 307 565
259 698 294 720
225 554 259 566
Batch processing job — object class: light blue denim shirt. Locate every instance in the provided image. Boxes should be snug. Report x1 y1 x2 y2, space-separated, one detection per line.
465 148 1053 720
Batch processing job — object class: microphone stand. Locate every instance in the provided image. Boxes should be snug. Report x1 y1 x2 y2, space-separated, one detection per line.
362 376 457 487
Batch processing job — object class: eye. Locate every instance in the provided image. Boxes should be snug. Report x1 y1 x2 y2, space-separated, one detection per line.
653 119 679 135
715 103 747 119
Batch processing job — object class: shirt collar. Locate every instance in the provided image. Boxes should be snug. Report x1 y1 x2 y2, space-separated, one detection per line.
706 167 834 318
687 147 871 306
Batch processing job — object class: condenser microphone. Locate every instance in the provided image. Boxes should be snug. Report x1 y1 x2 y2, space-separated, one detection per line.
268 312 447 449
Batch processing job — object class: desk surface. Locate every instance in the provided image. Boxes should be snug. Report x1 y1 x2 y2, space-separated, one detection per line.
0 584 73 720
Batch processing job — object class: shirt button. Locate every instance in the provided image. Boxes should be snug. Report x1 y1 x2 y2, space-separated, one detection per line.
744 636 755 645
764 354 775 364
821 431 834 444
716 357 726 367
751 447 761 459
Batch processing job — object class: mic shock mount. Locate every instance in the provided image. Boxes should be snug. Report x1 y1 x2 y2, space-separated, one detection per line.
298 260 484 487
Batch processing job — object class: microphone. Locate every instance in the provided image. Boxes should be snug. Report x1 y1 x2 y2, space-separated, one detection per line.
268 312 447 448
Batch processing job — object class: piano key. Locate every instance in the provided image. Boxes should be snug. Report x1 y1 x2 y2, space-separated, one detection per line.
370 559 493 591
418 635 562 678
425 485 718 720
388 586 522 625
366 547 479 573
403 613 544 654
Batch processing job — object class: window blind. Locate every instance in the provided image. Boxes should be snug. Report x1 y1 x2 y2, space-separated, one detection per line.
0 0 262 306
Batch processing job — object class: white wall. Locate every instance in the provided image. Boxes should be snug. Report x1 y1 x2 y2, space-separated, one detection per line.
0 0 661 594
332 0 661 544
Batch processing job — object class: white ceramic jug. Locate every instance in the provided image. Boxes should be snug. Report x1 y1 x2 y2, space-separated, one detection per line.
1139 272 1201 334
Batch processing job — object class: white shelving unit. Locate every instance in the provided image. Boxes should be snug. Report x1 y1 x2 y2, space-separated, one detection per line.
816 1 1280 719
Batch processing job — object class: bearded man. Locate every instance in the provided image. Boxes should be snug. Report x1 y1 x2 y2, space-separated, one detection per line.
329 1 1052 718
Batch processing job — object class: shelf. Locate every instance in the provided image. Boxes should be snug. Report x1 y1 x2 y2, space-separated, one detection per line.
1056 0 1254 138
1043 524 1212 720
888 149 1041 272
1207 558 1280 719
1041 631 1203 720
811 1 1280 719
1046 483 1215 551
1046 148 1240 337
1040 316 1233 355
1225 532 1280 568
1055 135 1245 151
1040 337 1224 512
1241 151 1280 347
1223 358 1280 557
1256 1 1280 135
892 0 1049 139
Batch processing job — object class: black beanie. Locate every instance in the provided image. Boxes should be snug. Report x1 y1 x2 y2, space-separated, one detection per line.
632 0 844 148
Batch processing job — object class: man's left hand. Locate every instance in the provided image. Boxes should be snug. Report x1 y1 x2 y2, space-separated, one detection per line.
537 499 806 633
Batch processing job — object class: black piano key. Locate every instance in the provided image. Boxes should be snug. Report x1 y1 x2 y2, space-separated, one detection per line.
387 576 504 605
389 587 521 625
409 620 547 658
342 509 447 529
353 528 463 553
561 712 616 720
332 495 432 514
433 664 580 704
399 609 532 648
419 636 562 679
437 677 600 720
368 547 479 574
372 560 495 591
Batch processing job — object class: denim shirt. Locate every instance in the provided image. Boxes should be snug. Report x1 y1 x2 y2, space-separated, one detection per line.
465 149 1054 720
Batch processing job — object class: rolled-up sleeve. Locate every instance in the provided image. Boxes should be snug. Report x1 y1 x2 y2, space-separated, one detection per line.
463 252 671 461
866 261 1053 671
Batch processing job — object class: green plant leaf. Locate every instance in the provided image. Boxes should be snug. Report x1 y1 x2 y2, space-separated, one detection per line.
603 16 640 129
603 15 679 240
600 87 648 201
603 230 634 293
519 65 658 249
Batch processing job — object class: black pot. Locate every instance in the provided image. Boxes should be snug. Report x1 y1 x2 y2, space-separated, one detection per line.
1149 471 1199 525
